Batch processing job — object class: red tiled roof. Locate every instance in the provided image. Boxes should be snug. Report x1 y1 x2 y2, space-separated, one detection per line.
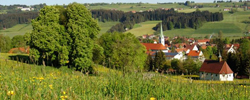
199 60 233 74
197 39 210 43
174 43 187 48
146 51 156 55
8 47 30 54
141 43 166 51
187 50 200 56
185 44 196 50
201 45 207 49
175 48 187 53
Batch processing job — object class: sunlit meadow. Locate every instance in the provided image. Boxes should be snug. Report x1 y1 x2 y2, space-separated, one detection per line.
0 53 250 99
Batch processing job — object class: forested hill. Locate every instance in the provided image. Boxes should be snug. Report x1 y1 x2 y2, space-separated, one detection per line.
0 12 39 30
91 9 223 33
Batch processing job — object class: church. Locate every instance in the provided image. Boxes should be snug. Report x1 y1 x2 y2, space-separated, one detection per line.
141 23 169 53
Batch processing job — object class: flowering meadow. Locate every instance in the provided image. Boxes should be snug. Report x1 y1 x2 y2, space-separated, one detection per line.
0 53 250 99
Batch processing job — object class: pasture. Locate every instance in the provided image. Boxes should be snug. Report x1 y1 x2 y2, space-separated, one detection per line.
126 10 250 38
0 53 250 99
0 24 32 38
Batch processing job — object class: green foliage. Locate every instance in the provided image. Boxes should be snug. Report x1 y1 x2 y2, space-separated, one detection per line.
183 57 202 74
145 54 153 71
239 38 250 55
11 35 26 48
26 3 100 73
67 3 100 72
0 35 11 53
154 50 166 71
99 32 147 72
92 44 104 64
171 59 184 74
167 22 174 30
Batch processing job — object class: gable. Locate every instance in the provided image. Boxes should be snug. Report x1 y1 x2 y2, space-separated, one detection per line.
141 43 166 51
199 60 233 74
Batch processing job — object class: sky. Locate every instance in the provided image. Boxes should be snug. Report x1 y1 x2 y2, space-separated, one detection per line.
0 0 218 5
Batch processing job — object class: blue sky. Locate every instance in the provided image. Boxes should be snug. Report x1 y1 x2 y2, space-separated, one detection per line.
0 0 217 5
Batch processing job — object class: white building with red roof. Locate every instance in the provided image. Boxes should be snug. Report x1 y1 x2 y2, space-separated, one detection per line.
199 54 234 81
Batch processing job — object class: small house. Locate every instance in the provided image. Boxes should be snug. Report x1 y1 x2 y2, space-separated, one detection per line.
199 55 234 81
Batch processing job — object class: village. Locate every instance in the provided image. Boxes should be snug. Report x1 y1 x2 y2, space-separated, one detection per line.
140 23 249 81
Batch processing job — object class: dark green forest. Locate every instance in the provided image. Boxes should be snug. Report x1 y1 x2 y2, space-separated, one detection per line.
91 9 223 32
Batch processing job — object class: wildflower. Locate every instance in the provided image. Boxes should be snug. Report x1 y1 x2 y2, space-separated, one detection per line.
244 86 247 88
60 95 68 100
7 91 14 96
63 91 66 95
150 97 156 100
49 85 53 89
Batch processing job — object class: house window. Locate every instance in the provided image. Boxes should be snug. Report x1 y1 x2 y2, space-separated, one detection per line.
215 74 217 76
229 75 231 77
202 72 203 74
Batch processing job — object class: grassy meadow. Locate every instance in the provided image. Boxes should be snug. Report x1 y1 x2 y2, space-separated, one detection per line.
0 53 250 99
1 2 250 39
126 10 250 38
0 24 32 38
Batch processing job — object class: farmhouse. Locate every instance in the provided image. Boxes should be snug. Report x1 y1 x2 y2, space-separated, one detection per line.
199 55 234 81
197 39 210 45
225 44 240 54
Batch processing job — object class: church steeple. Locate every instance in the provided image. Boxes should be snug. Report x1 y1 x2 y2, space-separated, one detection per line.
159 23 165 46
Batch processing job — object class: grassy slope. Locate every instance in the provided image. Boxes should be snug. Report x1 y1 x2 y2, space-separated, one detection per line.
1 53 250 99
126 21 161 36
1 2 249 38
0 21 118 38
0 24 32 38
127 10 250 38
98 21 119 37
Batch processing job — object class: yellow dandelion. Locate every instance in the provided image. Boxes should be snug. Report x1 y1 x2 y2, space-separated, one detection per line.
244 86 247 88
49 85 53 89
63 91 66 95
7 91 14 96
150 97 156 100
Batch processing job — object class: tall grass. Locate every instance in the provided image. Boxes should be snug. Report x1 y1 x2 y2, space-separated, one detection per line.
0 54 250 99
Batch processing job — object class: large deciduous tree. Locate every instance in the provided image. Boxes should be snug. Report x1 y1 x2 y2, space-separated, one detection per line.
99 32 147 73
67 3 100 72
26 3 100 73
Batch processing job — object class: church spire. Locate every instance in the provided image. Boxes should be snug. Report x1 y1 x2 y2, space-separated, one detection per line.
218 51 222 62
159 22 165 46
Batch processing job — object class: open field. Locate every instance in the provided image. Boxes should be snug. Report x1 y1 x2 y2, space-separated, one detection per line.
126 10 250 38
0 24 32 38
126 21 161 36
0 2 249 39
0 53 250 99
0 21 118 38
97 21 119 37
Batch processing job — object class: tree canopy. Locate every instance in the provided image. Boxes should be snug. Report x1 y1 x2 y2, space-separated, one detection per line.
98 32 147 73
26 3 100 73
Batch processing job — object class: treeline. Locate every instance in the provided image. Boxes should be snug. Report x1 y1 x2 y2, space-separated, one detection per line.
91 9 223 33
153 11 223 31
0 12 38 29
0 35 26 53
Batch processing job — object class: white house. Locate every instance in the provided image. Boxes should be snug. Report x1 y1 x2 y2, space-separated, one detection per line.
227 45 236 54
164 52 184 60
186 44 198 54
199 56 234 81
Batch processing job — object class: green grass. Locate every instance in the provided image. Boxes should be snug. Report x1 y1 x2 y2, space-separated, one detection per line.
87 3 188 12
0 21 117 38
0 53 250 99
126 10 250 39
126 21 161 36
0 24 32 38
98 21 119 37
